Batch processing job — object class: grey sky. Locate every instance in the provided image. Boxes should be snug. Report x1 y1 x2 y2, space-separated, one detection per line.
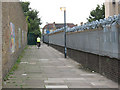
21 0 105 28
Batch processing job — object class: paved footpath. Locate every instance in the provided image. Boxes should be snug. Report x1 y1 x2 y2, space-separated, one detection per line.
3 43 119 88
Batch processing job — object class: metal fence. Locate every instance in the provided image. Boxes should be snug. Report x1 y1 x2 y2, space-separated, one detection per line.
66 24 119 59
43 14 120 59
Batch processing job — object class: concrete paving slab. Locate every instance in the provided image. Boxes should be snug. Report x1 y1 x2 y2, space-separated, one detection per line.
68 85 93 88
44 80 64 83
47 78 66 81
66 78 85 80
2 43 119 88
45 85 68 88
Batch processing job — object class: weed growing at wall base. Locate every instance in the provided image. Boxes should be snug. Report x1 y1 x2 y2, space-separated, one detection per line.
3 45 28 81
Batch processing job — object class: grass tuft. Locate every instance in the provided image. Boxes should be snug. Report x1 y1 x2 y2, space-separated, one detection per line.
3 45 28 81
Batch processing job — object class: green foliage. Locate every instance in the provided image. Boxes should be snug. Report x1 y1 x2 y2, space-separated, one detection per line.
21 2 30 12
20 1 42 37
87 4 105 22
34 30 41 36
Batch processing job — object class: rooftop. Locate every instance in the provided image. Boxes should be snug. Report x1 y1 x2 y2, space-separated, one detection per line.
43 22 77 30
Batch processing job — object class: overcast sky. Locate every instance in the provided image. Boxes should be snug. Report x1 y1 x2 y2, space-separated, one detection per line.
21 0 105 28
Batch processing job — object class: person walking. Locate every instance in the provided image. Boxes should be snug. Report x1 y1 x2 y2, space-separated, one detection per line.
37 36 41 49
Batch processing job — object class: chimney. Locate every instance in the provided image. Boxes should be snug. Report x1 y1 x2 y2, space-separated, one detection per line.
53 22 56 25
80 22 83 26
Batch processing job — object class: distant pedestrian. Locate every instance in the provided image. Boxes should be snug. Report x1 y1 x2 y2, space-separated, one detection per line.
37 36 41 49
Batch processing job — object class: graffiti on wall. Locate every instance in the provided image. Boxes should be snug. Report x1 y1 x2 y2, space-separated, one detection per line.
25 31 27 42
24 31 26 42
22 30 24 44
18 28 21 48
10 22 15 53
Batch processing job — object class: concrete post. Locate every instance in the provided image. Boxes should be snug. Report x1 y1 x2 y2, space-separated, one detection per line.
105 0 120 18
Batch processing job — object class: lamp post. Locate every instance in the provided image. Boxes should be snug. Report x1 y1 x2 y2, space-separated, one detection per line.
46 22 49 46
60 7 67 58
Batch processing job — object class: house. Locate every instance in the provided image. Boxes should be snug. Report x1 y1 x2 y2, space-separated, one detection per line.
42 22 77 34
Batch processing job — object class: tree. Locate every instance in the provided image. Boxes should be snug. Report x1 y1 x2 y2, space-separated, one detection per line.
87 4 105 22
20 1 42 37
21 2 30 13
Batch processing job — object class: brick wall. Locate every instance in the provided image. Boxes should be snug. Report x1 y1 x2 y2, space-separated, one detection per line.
0 1 2 89
50 44 119 83
2 2 28 78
